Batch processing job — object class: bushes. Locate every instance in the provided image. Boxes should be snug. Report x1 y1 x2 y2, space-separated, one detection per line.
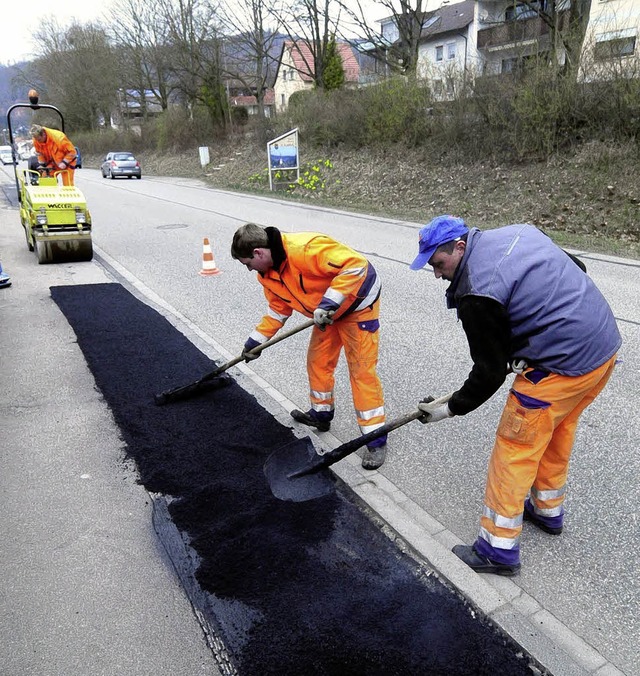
281 64 639 162
472 69 586 160
285 78 435 148
72 127 146 156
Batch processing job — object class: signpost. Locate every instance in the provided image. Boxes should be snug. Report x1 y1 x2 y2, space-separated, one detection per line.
199 146 210 168
267 128 299 191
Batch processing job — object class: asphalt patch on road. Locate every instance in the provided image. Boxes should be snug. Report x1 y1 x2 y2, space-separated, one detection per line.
51 282 540 676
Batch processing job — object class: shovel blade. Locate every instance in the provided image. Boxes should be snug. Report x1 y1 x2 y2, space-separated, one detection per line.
264 438 335 502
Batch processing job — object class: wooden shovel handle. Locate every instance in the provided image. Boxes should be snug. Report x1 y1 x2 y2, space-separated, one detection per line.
155 319 315 404
244 319 315 358
200 318 316 382
290 392 454 478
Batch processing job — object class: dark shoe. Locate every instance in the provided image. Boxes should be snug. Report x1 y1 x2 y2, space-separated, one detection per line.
523 500 563 535
452 544 520 576
361 444 386 470
290 409 331 432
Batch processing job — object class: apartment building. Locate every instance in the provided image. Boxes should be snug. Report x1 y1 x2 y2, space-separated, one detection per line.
580 0 640 79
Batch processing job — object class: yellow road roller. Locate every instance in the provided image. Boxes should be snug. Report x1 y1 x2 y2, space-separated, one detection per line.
7 90 93 264
19 169 93 264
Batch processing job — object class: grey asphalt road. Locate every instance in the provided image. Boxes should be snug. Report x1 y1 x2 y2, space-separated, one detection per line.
2 165 638 675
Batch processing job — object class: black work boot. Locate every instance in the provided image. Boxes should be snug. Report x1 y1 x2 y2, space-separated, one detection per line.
452 544 521 576
523 499 563 535
361 444 387 470
290 409 331 432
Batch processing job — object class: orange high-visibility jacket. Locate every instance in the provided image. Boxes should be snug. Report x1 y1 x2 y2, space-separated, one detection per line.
253 230 381 340
33 127 77 169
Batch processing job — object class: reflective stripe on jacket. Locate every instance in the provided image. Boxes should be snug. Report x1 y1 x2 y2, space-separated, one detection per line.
252 229 381 341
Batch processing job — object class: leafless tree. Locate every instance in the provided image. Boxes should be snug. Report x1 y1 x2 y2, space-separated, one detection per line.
32 19 119 130
494 1 593 75
158 0 228 129
108 0 176 118
218 0 286 120
336 0 429 77
274 0 342 88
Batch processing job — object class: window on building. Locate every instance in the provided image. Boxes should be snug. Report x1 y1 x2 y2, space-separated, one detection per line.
501 57 519 73
282 69 287 80
505 1 545 21
447 42 456 60
594 34 637 60
435 45 444 62
281 94 285 107
501 51 548 74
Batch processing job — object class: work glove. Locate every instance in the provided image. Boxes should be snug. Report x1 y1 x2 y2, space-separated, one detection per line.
57 162 66 170
510 359 528 375
313 308 335 330
418 396 453 424
242 337 261 362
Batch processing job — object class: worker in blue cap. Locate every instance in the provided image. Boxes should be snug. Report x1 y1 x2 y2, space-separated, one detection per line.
411 215 620 575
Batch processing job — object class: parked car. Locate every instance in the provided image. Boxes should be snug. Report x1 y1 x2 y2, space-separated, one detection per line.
101 151 141 179
75 146 82 169
0 146 16 165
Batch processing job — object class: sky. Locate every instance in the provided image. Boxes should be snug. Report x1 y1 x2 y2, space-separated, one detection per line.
1 0 112 65
0 0 403 67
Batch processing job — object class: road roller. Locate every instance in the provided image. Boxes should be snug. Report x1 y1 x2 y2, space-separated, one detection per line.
7 90 93 264
18 169 92 264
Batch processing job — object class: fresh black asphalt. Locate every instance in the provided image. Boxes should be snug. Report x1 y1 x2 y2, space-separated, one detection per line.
51 282 542 676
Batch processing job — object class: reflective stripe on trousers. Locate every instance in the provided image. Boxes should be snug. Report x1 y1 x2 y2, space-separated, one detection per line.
306 298 385 432
477 354 617 564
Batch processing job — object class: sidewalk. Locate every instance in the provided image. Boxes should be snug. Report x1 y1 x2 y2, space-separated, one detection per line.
0 196 221 674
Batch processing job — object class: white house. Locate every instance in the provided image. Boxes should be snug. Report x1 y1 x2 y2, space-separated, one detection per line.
416 0 477 97
409 0 639 95
579 0 640 80
273 40 361 112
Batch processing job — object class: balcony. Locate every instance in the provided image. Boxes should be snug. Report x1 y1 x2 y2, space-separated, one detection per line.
477 13 567 50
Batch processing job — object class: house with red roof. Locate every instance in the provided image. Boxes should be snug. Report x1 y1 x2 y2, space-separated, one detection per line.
273 40 361 112
229 89 276 118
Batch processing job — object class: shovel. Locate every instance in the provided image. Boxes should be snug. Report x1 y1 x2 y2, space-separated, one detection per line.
154 319 315 405
264 393 453 502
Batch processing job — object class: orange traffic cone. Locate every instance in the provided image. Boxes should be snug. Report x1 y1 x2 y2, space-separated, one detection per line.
199 237 222 276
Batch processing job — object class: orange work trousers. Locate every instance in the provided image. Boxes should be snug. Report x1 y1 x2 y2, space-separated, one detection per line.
59 169 75 186
306 299 385 435
478 354 617 561
42 169 75 186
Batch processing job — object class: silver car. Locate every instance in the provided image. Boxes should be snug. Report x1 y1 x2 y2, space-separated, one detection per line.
0 145 15 165
101 151 142 179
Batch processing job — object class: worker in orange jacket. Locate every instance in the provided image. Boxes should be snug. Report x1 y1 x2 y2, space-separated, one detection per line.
231 222 387 469
30 124 78 186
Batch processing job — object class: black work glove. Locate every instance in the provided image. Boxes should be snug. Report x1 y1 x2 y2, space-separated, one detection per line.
242 337 261 362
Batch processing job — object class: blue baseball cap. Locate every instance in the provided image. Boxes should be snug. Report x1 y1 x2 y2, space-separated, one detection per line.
409 215 469 270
